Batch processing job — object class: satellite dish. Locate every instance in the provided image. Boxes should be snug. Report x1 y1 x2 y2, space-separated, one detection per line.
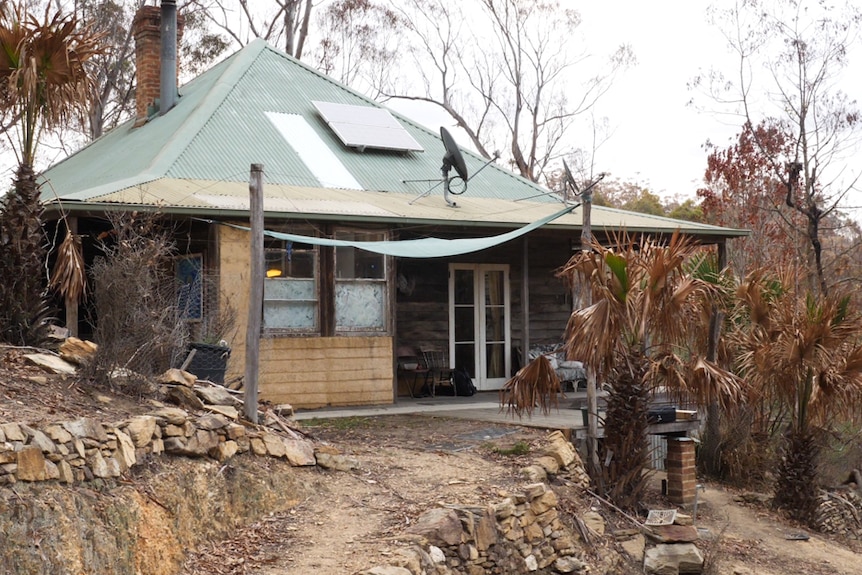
440 127 468 206
406 126 497 207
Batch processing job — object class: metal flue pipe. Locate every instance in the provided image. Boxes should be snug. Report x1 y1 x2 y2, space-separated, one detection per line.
160 0 178 115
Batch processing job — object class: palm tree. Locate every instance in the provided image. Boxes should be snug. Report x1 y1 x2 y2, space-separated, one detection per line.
0 3 101 344
730 268 862 522
542 231 739 509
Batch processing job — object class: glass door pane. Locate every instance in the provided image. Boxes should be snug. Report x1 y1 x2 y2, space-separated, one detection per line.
452 268 476 377
484 270 506 379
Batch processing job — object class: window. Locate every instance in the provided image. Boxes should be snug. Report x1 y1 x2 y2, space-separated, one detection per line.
335 230 387 332
263 235 318 332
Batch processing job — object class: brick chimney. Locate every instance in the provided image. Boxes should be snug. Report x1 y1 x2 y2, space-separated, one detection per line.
132 4 185 127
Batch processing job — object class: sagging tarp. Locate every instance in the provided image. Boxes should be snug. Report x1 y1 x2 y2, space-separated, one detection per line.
206 204 576 258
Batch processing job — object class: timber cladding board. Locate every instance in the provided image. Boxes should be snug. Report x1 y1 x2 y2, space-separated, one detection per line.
259 337 393 407
218 225 394 408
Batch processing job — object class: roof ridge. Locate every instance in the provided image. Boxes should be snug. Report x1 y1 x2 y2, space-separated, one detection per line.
147 40 268 176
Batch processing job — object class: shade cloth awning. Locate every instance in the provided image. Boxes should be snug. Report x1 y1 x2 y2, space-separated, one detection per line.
210 204 576 258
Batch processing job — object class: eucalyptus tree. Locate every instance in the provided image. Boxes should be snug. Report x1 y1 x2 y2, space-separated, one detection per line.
697 0 862 296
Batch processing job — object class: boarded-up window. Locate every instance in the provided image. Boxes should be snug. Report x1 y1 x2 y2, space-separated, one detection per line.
263 235 319 332
335 230 387 332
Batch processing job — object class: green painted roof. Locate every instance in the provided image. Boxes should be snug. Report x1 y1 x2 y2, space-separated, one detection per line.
40 39 747 239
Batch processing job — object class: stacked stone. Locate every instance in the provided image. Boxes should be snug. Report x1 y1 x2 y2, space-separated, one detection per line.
521 430 591 490
0 407 316 486
814 489 862 539
402 482 588 574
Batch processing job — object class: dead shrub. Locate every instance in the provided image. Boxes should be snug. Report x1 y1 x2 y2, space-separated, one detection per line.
85 212 187 392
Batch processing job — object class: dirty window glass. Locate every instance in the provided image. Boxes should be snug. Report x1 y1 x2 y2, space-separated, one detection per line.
263 235 318 332
334 230 387 331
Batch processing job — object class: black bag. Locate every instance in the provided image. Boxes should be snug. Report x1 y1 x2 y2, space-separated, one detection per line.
453 367 477 396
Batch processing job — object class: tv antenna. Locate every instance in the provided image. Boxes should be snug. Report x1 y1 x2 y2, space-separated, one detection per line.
562 159 607 200
406 127 499 207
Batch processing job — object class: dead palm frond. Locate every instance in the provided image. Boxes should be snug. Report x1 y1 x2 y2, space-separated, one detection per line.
49 228 86 304
500 355 560 418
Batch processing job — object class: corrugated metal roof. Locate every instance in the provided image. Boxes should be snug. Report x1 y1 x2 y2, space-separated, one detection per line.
38 39 747 240
63 177 746 237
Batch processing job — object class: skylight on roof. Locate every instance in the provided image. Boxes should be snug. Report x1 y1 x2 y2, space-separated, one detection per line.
312 101 424 153
266 112 364 190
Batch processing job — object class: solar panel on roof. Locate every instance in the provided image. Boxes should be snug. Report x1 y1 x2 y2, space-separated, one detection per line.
312 101 424 152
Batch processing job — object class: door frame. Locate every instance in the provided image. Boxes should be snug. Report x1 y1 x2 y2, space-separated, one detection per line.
448 263 511 390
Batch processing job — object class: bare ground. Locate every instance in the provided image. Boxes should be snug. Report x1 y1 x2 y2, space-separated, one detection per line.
3 348 862 575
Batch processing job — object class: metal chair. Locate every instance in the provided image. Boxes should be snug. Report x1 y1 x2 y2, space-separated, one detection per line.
421 349 454 397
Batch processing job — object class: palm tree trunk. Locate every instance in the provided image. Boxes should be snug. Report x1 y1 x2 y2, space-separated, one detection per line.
0 163 50 345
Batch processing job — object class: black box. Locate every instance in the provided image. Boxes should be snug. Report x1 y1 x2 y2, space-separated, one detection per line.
647 406 677 424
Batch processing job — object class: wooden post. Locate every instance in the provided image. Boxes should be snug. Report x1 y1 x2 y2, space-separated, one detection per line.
581 188 600 478
66 216 79 338
521 237 530 363
245 164 264 423
703 240 728 474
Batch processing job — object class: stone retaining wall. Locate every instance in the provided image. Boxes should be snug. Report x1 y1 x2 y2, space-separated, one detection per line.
395 482 588 574
0 406 315 485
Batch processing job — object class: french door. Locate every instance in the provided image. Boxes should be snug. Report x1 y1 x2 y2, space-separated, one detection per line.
449 264 511 391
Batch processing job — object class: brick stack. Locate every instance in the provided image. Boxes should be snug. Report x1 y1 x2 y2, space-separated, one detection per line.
665 437 696 506
132 5 185 126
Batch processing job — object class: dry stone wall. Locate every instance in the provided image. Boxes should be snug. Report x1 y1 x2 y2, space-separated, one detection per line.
0 404 315 486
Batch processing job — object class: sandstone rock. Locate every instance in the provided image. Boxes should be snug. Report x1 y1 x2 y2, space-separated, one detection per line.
124 416 157 447
210 440 238 462
16 447 47 481
226 423 245 440
674 513 693 526
163 424 185 437
24 353 77 375
206 404 239 419
405 508 464 546
620 534 646 561
59 337 98 366
428 546 446 563
44 460 60 480
0 448 16 465
158 368 196 387
359 567 412 575
182 430 220 457
113 428 137 470
63 418 109 442
0 427 4 442
524 554 539 571
249 437 266 456
283 438 316 466
534 455 560 476
647 524 699 543
261 432 286 458
1 423 25 442
582 511 605 535
554 556 587 573
315 452 358 472
150 407 189 425
521 464 548 483
27 429 57 453
195 385 240 406
544 430 577 468
87 450 116 478
196 414 229 431
73 439 86 458
494 498 517 520
530 490 558 515
525 482 548 499
166 385 205 410
151 438 164 454
475 507 498 551
43 424 73 444
644 543 704 575
57 460 74 483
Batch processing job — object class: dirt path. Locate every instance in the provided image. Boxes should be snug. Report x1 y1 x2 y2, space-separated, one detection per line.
697 483 861 575
181 415 862 575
